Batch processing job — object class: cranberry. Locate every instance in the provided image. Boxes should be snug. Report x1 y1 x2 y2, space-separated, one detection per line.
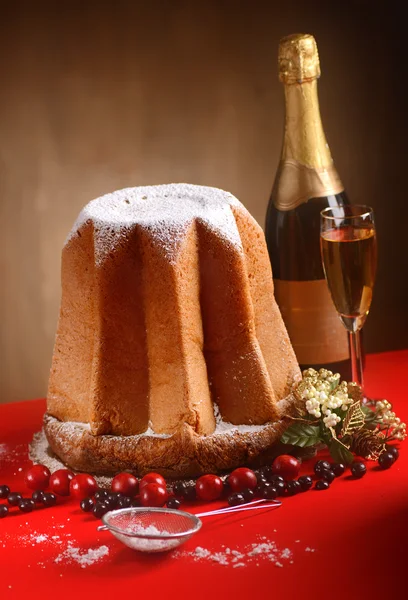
286 480 302 496
0 505 8 518
227 492 246 506
104 493 120 509
387 446 399 461
255 483 265 496
378 452 395 470
228 468 257 493
195 475 223 501
111 473 139 497
350 462 367 479
32 491 45 503
256 473 267 485
140 483 168 507
117 496 132 508
266 474 284 485
330 463 346 477
94 490 110 501
69 474 98 500
242 488 255 502
103 495 119 510
0 485 10 499
314 460 331 475
261 483 278 500
92 502 110 519
315 480 330 491
167 498 181 510
7 492 23 506
321 470 336 483
172 482 187 498
19 499 36 513
42 492 57 507
109 492 124 506
80 498 94 512
298 476 313 491
271 455 301 480
49 469 75 496
139 473 166 491
25 465 51 491
274 480 286 496
182 485 196 501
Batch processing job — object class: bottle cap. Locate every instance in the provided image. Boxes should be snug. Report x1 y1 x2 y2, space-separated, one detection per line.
278 34 320 83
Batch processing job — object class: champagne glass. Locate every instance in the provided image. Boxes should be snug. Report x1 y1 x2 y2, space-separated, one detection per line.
320 206 377 395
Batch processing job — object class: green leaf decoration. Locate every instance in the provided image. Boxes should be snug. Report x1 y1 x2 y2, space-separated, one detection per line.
329 379 340 392
281 423 321 448
361 403 377 425
329 438 354 465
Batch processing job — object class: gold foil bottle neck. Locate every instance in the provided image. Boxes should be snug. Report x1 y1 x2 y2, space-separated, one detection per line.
279 33 321 84
274 33 344 210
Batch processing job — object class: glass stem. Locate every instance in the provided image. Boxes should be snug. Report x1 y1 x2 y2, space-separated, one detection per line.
349 330 364 390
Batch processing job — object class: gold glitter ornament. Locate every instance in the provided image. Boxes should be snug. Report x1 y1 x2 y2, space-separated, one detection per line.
350 428 387 460
340 401 365 438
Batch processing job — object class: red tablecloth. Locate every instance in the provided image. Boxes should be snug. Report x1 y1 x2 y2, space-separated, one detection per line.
1 351 407 600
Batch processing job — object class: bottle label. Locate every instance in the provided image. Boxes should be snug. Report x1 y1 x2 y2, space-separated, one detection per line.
273 278 349 365
274 159 344 211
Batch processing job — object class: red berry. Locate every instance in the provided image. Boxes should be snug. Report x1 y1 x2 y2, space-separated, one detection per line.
69 474 98 500
25 465 51 491
271 455 301 479
196 474 223 501
139 473 166 491
228 468 257 493
111 473 139 497
49 469 75 496
140 483 168 507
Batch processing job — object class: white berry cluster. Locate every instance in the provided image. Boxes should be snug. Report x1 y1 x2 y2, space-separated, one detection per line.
376 400 407 441
298 368 353 428
323 411 341 428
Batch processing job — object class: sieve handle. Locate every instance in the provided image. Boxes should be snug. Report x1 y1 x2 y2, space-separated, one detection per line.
196 499 281 518
97 525 109 531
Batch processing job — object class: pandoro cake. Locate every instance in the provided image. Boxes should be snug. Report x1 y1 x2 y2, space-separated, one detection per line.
44 184 301 477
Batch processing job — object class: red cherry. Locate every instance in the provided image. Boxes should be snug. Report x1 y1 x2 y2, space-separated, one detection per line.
49 469 75 496
228 468 257 493
25 465 51 491
140 483 168 507
69 474 98 500
196 474 223 501
139 473 166 491
111 473 139 497
271 455 301 479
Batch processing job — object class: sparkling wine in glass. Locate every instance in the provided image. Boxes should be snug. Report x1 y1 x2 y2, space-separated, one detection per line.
320 206 377 394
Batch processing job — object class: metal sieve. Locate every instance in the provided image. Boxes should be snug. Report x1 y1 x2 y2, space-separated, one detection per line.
97 499 281 553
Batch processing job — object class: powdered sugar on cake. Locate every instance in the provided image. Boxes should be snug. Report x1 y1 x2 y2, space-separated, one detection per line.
67 184 244 265
212 403 266 435
37 404 268 455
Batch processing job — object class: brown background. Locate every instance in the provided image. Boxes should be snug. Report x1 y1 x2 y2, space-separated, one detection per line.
1 0 407 403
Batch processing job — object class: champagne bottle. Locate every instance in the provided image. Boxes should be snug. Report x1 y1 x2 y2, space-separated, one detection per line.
265 33 352 380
